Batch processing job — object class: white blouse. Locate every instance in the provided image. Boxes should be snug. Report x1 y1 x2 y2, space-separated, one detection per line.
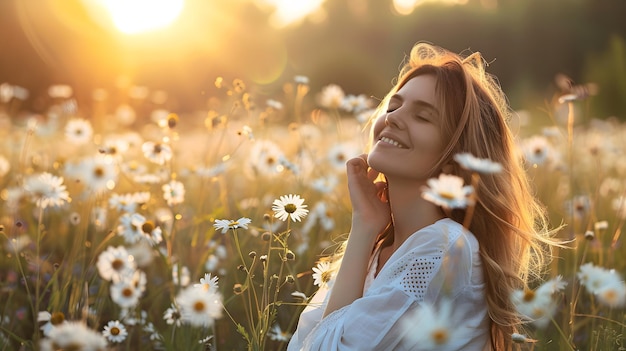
287 218 489 351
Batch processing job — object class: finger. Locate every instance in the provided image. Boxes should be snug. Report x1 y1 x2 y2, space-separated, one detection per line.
375 181 389 203
366 165 380 182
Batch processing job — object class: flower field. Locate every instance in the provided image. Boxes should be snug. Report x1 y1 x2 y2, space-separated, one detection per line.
0 74 625 350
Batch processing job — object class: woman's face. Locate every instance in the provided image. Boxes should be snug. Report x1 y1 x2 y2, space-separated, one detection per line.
368 74 446 182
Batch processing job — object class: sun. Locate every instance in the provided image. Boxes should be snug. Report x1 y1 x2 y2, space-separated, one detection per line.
98 0 185 34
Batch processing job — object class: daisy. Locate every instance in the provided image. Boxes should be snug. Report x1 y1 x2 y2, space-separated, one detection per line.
0 83 14 102
126 240 155 268
421 174 474 209
130 269 148 293
0 154 10 177
521 135 553 166
163 304 183 327
38 311 67 337
64 118 93 145
327 142 360 172
99 137 130 160
109 191 151 213
302 201 335 235
65 156 118 194
577 262 622 293
510 276 567 328
39 321 107 351
317 84 345 109
194 273 219 293
247 139 285 176
138 219 163 246
213 217 252 234
402 299 461 348
310 175 338 194
340 94 371 114
142 322 162 341
564 195 592 221
204 254 219 272
356 108 375 124
176 286 223 328
23 172 70 209
595 280 626 308
162 180 185 206
272 194 309 222
577 262 625 307
110 279 142 309
102 320 128 343
142 141 172 165
311 261 333 288
453 153 503 174
294 75 309 85
96 245 136 282
117 213 146 244
267 324 292 342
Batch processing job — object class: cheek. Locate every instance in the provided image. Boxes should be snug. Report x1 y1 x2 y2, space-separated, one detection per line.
371 116 386 140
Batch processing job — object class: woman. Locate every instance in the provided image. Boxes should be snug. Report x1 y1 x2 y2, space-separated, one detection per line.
287 43 555 350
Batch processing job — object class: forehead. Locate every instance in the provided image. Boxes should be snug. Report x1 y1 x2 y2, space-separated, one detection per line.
393 74 439 110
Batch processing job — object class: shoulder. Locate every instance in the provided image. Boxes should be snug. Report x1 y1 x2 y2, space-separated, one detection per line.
399 218 479 257
369 219 482 299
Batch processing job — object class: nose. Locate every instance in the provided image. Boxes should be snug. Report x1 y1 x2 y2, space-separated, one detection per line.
384 110 404 129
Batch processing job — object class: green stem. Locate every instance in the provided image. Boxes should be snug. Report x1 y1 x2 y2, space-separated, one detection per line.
551 317 576 351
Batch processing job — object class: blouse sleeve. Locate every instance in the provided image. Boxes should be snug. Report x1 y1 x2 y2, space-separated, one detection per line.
301 285 419 350
295 220 483 351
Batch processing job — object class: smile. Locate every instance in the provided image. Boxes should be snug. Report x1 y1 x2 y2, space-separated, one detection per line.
379 136 406 148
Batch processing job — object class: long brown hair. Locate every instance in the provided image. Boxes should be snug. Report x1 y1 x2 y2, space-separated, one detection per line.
366 43 559 350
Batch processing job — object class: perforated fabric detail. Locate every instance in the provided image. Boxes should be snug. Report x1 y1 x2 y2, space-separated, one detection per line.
376 251 443 301
402 254 442 297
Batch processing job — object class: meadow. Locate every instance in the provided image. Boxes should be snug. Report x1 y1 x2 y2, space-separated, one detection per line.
0 73 624 350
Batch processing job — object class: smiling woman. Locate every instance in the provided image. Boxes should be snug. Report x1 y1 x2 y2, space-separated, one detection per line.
90 0 185 34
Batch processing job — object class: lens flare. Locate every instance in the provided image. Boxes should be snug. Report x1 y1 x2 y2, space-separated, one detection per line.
98 0 185 34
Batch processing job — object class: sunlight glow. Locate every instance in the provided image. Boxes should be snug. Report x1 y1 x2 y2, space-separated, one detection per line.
98 0 185 34
393 0 468 15
256 0 326 28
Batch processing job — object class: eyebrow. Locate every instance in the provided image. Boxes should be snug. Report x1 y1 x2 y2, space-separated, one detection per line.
390 94 439 115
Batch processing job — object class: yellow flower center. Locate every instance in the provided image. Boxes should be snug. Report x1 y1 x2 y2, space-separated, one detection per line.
522 289 535 302
321 271 332 283
110 326 120 336
193 301 206 312
122 287 133 297
602 289 616 303
431 328 449 345
112 258 124 271
438 190 456 200
142 221 155 234
284 203 297 214
50 312 65 325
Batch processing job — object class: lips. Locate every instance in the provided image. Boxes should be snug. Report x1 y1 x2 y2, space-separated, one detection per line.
379 135 407 149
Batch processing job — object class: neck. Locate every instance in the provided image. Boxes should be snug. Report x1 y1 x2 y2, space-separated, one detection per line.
386 177 446 250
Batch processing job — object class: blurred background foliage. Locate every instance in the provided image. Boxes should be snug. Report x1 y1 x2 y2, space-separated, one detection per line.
0 0 625 118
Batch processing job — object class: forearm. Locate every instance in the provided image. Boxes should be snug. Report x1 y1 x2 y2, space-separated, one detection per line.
322 225 378 317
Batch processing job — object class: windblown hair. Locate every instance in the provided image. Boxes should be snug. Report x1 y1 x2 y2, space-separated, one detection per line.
364 43 558 350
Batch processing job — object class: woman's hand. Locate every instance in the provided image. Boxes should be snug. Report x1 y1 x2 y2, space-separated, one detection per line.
346 154 392 237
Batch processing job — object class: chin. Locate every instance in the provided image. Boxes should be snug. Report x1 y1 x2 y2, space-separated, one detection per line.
366 152 386 172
